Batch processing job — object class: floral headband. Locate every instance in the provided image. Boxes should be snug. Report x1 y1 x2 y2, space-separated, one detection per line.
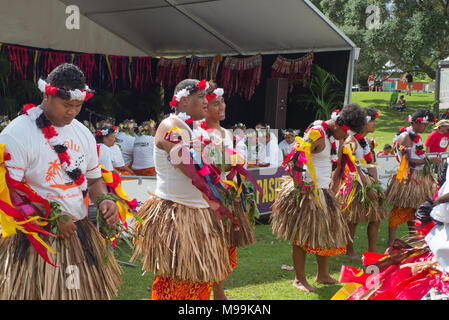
366 112 379 122
38 79 94 101
330 109 354 134
169 80 209 108
206 88 224 101
96 127 115 137
407 114 436 124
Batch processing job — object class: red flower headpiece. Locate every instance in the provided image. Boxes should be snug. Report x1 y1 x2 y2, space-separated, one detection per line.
206 88 224 102
197 80 208 91
38 79 94 102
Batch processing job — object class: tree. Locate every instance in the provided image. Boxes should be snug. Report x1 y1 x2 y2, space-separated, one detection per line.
311 0 449 83
300 65 344 120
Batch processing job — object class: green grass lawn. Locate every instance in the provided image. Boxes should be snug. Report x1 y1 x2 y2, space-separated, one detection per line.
113 91 435 300
113 214 410 300
351 91 436 152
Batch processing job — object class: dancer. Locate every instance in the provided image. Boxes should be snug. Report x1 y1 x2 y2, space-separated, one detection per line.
336 107 387 259
0 63 121 299
131 79 231 300
199 83 257 300
271 104 366 292
386 109 437 247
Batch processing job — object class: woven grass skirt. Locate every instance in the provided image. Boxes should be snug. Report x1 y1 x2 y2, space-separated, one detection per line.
338 176 388 224
130 196 232 283
225 202 256 248
270 177 350 256
0 218 122 300
385 170 436 209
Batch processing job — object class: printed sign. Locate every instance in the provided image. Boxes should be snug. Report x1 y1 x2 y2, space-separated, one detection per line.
249 167 290 215
376 156 399 190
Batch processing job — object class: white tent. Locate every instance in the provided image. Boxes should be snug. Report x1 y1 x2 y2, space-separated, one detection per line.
382 60 403 73
0 0 358 102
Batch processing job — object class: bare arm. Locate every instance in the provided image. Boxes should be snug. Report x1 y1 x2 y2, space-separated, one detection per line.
397 134 426 166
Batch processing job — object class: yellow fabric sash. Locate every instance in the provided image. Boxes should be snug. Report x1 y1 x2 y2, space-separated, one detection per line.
341 146 359 212
396 147 409 183
295 129 323 208
100 165 135 221
0 145 54 254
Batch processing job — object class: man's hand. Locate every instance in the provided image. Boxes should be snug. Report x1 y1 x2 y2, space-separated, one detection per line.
99 199 120 225
58 218 77 239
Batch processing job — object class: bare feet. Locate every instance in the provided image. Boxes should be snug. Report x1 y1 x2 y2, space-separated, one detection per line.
292 278 317 292
214 294 229 300
315 275 339 284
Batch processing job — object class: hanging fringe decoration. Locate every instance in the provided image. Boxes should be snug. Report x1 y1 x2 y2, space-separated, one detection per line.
7 45 32 81
271 52 314 91
209 55 222 82
133 56 153 92
188 56 210 81
156 56 187 88
219 54 262 101
74 53 96 87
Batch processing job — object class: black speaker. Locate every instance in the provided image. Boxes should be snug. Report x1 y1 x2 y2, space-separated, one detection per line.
264 78 288 129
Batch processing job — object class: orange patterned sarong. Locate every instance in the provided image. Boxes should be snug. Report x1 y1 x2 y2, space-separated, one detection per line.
294 240 346 257
228 246 237 269
388 207 416 228
151 276 212 300
133 167 156 176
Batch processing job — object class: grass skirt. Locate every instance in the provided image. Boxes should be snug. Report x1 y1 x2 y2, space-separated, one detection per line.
270 177 350 255
225 202 256 248
386 170 436 209
338 176 388 224
130 196 232 283
0 218 122 300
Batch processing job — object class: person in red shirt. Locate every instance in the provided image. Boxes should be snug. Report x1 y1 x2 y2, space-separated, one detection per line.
425 120 449 153
377 144 393 156
368 74 375 92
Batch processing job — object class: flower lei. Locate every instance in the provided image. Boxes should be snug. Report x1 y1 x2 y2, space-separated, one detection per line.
330 109 375 164
169 80 209 108
25 105 88 197
352 133 373 163
305 120 338 165
393 126 425 161
164 112 194 143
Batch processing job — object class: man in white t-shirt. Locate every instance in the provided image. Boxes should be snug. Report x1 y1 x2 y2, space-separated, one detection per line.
97 126 135 175
0 63 121 300
131 121 156 176
115 121 136 167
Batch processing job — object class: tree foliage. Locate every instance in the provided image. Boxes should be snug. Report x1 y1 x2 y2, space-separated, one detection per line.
311 0 449 83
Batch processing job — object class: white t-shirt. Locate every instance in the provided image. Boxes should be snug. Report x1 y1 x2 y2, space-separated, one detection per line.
115 132 135 166
110 144 125 168
131 135 155 170
98 144 114 172
0 115 101 220
279 139 295 157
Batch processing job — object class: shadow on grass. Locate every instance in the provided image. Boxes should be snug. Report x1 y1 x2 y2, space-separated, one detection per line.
114 213 411 300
